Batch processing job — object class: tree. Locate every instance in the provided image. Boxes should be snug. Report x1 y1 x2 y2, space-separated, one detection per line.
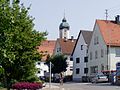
48 54 68 74
0 0 47 89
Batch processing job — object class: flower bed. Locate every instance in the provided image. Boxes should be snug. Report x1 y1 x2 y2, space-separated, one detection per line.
12 82 43 90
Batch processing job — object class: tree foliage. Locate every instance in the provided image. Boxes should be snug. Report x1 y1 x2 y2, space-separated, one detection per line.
0 0 47 89
47 54 68 74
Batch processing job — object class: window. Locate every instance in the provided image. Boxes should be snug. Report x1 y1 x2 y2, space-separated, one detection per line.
86 49 88 53
84 68 88 74
44 71 47 73
76 58 80 63
38 62 40 65
101 49 104 57
81 45 83 50
116 48 120 57
90 66 98 74
38 71 41 73
95 50 98 59
70 57 73 61
84 57 88 62
90 52 92 60
57 47 61 52
94 36 96 45
96 36 99 44
76 68 80 74
70 66 73 71
101 64 104 71
94 36 99 45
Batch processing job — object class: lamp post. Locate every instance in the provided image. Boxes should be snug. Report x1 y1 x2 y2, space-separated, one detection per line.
49 62 51 89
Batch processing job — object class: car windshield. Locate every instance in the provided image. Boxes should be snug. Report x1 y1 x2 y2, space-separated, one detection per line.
99 75 105 77
97 74 107 78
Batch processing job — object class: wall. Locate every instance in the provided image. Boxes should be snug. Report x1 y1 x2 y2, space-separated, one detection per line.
88 23 108 77
72 33 88 81
36 61 49 77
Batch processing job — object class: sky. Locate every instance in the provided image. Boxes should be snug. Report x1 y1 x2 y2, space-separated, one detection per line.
21 0 120 40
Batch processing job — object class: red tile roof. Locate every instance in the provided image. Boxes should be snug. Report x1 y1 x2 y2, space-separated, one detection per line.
57 38 76 55
97 20 120 46
37 40 56 61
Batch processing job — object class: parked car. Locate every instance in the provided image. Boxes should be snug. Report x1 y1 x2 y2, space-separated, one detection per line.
91 74 108 83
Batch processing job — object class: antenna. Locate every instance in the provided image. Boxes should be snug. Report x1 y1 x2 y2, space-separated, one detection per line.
105 9 108 21
64 9 66 18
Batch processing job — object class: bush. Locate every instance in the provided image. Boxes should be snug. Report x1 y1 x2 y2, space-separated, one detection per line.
12 82 43 89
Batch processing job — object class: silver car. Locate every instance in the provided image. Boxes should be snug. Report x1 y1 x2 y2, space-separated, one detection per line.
91 74 108 83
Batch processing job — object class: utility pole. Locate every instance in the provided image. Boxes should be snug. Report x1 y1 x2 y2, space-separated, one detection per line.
49 62 51 89
105 9 108 21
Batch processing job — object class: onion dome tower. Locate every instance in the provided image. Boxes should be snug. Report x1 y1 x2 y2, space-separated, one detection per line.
59 17 70 39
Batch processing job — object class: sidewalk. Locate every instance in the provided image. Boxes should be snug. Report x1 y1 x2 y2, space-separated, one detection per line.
42 84 64 90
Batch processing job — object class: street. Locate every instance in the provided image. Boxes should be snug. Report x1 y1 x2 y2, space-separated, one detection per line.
43 82 120 90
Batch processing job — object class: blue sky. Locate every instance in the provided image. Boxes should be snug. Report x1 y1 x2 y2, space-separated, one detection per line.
21 0 120 40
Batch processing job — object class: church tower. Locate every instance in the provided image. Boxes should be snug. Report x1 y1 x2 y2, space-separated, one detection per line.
59 17 70 39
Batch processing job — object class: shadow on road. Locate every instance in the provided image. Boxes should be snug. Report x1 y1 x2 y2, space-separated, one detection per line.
86 83 118 87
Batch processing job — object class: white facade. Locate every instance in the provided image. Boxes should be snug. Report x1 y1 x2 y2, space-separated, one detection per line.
59 28 69 39
72 33 88 81
36 61 49 77
65 55 73 76
88 22 120 77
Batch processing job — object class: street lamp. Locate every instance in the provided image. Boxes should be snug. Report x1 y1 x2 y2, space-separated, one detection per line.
49 62 51 89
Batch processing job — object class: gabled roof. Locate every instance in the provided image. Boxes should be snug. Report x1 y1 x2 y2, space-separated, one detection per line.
37 40 56 61
96 20 120 46
71 30 93 56
57 38 76 55
82 30 93 45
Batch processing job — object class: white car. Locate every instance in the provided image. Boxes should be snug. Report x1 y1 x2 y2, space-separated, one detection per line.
91 74 108 83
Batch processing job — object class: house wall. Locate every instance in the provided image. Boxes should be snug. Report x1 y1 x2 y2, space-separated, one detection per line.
65 55 73 76
72 33 88 82
88 23 108 77
36 61 49 77
109 47 120 70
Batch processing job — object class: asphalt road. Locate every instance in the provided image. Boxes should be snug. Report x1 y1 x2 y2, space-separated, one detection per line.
43 82 120 90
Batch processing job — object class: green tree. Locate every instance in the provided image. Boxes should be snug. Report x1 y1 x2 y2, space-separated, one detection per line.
48 54 68 74
0 0 47 89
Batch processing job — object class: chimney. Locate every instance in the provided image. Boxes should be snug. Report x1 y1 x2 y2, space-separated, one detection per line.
115 15 120 24
71 36 74 42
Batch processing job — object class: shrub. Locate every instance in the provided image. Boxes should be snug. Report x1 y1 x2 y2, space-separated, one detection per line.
12 82 43 89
